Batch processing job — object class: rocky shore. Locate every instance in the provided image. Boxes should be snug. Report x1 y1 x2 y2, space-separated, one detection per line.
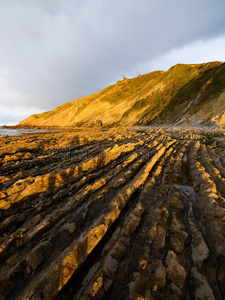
0 127 225 299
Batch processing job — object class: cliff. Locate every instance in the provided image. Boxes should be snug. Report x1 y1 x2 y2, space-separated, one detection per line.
19 61 225 128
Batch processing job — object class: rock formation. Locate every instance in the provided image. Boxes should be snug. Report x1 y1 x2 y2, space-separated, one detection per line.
0 127 225 299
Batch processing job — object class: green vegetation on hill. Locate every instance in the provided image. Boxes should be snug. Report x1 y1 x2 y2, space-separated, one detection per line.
189 62 225 114
100 71 163 104
156 62 225 121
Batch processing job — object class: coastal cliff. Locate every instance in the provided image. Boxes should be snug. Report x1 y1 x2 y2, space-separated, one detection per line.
19 62 225 128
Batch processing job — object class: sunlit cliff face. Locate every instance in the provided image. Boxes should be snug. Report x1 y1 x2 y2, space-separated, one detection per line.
18 62 225 129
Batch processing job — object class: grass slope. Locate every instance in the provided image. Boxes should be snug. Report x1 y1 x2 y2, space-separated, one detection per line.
20 61 225 127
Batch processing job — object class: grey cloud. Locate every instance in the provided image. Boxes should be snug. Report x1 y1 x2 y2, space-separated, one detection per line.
0 0 225 124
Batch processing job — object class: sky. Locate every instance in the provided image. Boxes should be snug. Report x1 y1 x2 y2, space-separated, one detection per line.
1 0 225 125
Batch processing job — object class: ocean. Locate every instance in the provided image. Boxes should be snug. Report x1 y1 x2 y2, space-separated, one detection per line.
0 128 48 137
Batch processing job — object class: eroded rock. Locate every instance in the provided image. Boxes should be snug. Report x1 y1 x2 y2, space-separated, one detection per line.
0 128 224 299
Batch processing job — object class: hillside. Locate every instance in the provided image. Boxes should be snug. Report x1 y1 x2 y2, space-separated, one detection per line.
19 61 225 128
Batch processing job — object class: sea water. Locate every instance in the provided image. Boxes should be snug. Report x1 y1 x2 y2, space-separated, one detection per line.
0 128 49 137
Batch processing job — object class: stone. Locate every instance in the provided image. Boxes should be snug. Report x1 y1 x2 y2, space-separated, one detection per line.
0 128 224 299
154 259 166 288
184 191 191 197
170 282 182 296
165 251 186 289
191 267 215 300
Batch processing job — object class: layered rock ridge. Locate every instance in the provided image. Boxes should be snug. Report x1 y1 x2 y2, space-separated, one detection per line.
0 128 225 299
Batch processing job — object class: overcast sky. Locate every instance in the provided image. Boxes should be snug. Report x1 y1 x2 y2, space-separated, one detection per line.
1 0 225 125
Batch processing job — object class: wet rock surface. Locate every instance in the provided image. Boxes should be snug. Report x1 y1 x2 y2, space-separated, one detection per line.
0 127 225 299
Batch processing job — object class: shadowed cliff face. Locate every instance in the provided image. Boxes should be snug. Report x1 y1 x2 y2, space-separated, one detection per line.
19 61 225 128
0 127 225 299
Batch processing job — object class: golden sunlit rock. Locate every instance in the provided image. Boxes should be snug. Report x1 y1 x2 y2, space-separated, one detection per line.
0 127 224 299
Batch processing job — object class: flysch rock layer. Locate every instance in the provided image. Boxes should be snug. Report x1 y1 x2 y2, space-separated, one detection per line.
0 127 224 299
